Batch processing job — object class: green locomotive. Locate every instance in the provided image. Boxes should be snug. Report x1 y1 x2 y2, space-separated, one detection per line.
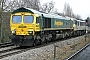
9 7 85 46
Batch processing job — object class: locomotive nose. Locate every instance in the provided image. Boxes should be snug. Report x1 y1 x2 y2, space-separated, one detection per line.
15 24 34 35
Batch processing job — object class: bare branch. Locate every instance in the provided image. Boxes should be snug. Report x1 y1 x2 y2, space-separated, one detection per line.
63 3 73 17
41 1 55 13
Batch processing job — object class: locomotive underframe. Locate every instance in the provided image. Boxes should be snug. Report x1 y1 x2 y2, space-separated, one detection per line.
10 29 85 46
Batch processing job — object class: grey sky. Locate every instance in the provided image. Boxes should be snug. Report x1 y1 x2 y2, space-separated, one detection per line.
41 0 90 19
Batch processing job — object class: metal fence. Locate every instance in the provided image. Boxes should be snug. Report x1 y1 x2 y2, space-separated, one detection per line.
53 35 90 60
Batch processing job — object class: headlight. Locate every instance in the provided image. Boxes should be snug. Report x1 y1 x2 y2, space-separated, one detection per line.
11 30 16 34
28 31 33 34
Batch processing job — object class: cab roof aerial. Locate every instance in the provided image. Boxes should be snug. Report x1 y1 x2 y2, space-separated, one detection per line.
12 7 34 14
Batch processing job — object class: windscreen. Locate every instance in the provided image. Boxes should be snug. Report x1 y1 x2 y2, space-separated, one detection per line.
24 15 33 23
12 15 22 23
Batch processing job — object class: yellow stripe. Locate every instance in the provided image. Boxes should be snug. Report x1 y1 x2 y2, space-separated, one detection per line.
40 28 73 30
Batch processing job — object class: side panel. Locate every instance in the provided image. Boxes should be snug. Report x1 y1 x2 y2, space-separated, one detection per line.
51 18 73 29
39 16 43 29
88 19 90 27
51 18 63 28
39 17 51 29
43 17 51 28
87 19 90 31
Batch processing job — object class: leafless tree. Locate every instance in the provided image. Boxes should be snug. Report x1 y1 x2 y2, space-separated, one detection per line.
74 14 81 19
63 3 74 17
0 0 57 13
0 0 16 12
63 3 81 19
18 0 40 11
0 0 40 11
40 1 56 13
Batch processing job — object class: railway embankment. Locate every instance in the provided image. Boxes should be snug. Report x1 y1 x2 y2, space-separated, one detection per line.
1 34 90 60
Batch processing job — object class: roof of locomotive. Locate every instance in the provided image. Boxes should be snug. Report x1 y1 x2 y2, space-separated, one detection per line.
12 7 71 20
12 7 34 14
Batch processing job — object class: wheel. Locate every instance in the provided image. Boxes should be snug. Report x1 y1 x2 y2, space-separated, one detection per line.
34 39 41 45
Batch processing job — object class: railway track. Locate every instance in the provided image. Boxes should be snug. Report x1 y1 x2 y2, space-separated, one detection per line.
0 43 50 59
0 42 13 48
0 46 30 59
0 46 18 58
0 35 85 59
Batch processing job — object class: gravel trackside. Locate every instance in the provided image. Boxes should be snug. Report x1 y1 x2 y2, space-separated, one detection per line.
1 35 90 60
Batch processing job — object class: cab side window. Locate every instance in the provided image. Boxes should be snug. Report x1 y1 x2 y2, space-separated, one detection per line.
36 17 40 23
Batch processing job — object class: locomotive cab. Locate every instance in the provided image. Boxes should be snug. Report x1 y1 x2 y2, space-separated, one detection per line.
9 8 40 46
10 12 40 35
